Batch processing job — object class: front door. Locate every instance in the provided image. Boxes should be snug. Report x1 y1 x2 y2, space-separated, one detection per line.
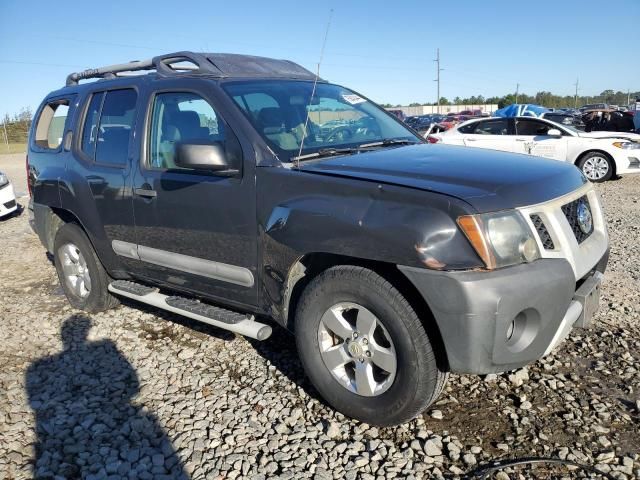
512 118 568 161
131 86 258 308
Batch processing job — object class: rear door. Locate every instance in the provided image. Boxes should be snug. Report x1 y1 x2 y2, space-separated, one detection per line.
130 81 258 308
62 87 139 273
512 118 568 161
460 118 515 153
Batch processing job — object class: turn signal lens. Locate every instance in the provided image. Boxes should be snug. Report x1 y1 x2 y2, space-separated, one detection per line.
457 215 496 269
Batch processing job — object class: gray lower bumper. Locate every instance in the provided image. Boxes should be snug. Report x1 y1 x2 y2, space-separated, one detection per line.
400 256 607 374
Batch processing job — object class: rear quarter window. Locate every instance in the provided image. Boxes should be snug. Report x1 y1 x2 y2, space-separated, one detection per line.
33 98 74 150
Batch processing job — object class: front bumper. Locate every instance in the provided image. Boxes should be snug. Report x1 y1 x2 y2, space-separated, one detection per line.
400 253 608 374
0 182 17 218
614 153 640 175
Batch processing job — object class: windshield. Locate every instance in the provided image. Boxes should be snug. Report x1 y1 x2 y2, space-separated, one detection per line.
223 80 421 161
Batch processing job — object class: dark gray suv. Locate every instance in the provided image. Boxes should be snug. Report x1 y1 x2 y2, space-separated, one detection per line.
28 52 608 425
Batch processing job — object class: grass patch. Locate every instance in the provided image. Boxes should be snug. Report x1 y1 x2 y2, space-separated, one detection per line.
0 143 27 154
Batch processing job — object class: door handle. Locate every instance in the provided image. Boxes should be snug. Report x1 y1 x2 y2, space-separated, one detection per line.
515 138 526 142
466 138 477 142
134 187 157 198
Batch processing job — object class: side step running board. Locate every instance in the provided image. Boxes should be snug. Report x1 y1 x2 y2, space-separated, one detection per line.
108 280 272 341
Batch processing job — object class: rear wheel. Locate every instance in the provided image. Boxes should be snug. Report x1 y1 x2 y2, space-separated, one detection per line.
54 223 119 313
295 265 447 426
578 152 613 182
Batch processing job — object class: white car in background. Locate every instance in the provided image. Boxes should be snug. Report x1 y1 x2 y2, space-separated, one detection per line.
0 171 18 218
429 116 640 182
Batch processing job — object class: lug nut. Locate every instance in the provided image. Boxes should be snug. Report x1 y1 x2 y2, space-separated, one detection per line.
353 332 359 339
359 358 364 363
366 351 371 357
362 338 368 345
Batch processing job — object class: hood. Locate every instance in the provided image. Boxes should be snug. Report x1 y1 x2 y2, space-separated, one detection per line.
298 144 587 212
577 131 640 141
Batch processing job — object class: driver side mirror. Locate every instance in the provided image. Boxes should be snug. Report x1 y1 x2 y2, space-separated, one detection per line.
547 128 562 137
175 142 236 174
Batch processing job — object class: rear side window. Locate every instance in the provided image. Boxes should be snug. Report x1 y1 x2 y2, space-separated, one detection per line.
80 89 137 166
81 92 104 159
34 100 71 149
458 122 476 133
473 119 508 135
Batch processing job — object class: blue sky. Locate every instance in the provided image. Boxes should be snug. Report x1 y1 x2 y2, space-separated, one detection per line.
1 0 638 117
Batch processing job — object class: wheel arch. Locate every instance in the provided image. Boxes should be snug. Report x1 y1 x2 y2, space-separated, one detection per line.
284 252 450 371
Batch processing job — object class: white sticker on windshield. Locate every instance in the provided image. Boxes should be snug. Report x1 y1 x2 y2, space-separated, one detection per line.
341 94 366 105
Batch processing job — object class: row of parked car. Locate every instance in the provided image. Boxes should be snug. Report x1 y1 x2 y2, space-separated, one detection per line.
426 112 640 182
405 105 638 134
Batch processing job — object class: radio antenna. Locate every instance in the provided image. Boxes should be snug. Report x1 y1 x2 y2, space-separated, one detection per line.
296 8 333 168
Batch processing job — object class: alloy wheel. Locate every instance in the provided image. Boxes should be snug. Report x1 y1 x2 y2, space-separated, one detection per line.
59 243 92 298
317 302 397 397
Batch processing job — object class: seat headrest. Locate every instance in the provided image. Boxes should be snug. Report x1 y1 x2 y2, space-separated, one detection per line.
257 107 284 129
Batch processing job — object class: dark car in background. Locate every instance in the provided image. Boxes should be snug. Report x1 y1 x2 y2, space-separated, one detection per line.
540 111 584 129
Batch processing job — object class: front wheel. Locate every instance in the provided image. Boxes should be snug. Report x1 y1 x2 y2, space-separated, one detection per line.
295 265 447 426
54 223 119 313
578 152 613 182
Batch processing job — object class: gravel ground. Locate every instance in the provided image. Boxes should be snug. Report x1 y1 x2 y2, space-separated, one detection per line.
0 154 639 479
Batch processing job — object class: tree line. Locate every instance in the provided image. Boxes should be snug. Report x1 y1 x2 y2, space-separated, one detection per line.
2 107 33 144
381 90 640 109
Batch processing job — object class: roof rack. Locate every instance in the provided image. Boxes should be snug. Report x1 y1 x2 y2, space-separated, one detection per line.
66 51 319 86
66 52 215 86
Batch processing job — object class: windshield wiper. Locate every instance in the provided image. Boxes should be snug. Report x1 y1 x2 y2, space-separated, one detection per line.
292 147 360 162
291 139 419 163
358 138 420 148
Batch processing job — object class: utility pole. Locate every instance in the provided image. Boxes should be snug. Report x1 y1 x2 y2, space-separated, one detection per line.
515 83 520 104
573 78 579 109
627 89 631 106
433 48 443 114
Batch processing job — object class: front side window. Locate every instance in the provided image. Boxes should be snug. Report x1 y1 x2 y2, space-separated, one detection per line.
148 92 229 170
516 119 554 136
223 80 420 161
473 119 509 135
34 100 71 149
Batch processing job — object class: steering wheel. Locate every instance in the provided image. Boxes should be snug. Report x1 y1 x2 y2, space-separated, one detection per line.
326 127 353 143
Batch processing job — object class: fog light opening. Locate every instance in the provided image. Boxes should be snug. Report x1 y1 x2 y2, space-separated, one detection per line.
505 309 541 353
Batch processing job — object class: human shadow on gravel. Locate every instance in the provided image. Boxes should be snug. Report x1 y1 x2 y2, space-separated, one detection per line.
26 315 189 480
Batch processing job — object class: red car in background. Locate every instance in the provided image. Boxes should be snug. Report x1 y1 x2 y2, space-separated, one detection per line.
457 109 484 117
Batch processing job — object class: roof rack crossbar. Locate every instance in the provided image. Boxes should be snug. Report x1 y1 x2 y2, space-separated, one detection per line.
66 58 154 86
65 52 216 86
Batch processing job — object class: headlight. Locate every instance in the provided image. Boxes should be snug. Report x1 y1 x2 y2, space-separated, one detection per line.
0 172 8 188
612 141 640 150
458 211 540 269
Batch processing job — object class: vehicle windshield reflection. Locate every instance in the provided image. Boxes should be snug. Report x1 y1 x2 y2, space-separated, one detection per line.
224 80 421 161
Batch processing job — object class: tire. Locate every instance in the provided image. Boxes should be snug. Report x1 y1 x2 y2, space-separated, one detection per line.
53 223 119 313
578 152 613 182
295 265 447 426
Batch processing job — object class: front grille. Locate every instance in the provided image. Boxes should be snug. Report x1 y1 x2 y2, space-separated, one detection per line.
3 200 16 209
530 214 555 249
561 196 593 244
